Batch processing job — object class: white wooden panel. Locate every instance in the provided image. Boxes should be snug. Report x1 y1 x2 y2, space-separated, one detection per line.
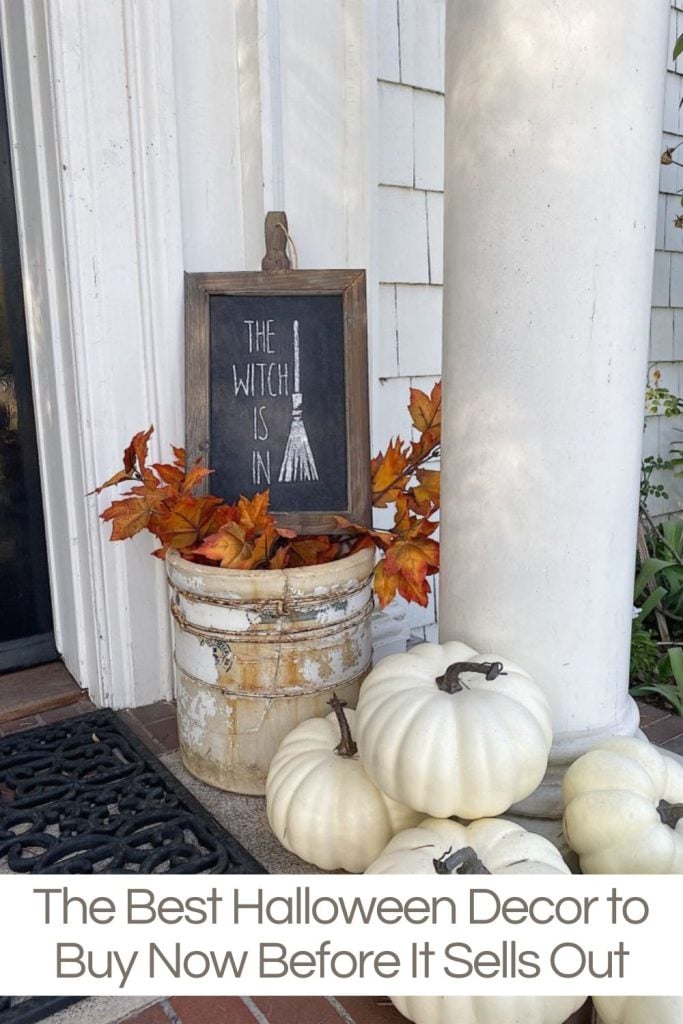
378 185 430 282
674 307 683 358
395 283 442 375
649 410 683 516
278 1 347 265
641 415 660 461
657 192 667 249
371 374 414 450
171 0 263 271
398 0 445 92
414 89 444 191
377 0 400 82
652 250 671 306
659 132 683 195
651 307 675 361
663 69 683 134
651 360 679 397
377 284 400 377
665 193 683 250
426 190 444 284
670 251 683 304
378 82 414 186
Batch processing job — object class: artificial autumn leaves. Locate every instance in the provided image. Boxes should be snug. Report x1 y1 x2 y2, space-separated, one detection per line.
94 382 441 608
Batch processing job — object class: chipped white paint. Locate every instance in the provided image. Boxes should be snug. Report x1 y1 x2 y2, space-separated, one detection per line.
176 685 219 752
166 546 375 794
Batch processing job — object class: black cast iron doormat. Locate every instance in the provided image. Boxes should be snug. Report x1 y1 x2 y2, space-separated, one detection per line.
0 708 266 874
0 998 82 1024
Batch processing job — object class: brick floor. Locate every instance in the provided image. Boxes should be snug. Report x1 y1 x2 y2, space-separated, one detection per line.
117 997 595 1024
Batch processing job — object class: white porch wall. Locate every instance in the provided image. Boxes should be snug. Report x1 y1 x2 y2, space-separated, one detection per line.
374 0 444 640
0 0 377 707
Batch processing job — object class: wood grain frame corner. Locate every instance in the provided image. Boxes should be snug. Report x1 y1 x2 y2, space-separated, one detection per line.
184 269 371 535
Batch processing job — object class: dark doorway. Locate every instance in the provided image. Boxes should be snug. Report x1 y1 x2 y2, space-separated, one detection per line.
0 46 56 672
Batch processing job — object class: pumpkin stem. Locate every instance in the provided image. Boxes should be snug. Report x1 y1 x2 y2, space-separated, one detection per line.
433 846 491 875
657 799 683 829
328 693 358 758
435 661 506 694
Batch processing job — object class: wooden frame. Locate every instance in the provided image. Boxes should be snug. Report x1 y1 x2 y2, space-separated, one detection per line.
185 269 371 534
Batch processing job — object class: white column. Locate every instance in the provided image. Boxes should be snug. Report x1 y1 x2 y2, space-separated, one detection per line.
439 0 669 815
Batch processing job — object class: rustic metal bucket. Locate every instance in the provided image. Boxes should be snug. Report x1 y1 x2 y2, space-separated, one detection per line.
166 546 375 794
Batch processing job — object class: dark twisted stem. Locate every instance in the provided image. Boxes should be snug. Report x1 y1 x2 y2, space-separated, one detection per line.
328 694 358 758
657 799 683 829
433 846 491 875
435 661 506 695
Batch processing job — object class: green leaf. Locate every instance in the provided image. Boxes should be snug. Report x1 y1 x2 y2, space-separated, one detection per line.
634 558 676 599
630 681 683 716
634 586 667 624
674 33 683 60
666 646 683 689
662 520 683 552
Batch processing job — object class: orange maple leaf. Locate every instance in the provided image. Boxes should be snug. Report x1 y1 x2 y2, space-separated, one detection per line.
89 468 136 496
152 495 224 552
408 381 441 436
182 463 214 494
287 535 342 567
335 516 394 552
131 426 154 472
235 490 274 536
410 467 440 512
268 545 290 570
153 463 185 489
371 438 411 507
373 559 398 609
195 524 258 569
382 535 440 607
100 496 152 540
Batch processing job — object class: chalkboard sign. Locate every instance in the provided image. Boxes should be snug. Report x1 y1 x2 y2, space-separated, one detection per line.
185 269 370 534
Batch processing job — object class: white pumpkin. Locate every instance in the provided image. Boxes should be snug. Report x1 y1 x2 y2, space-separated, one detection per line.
265 696 422 872
365 817 570 875
562 736 683 873
355 642 552 818
391 995 586 1024
367 818 585 1024
593 997 683 1024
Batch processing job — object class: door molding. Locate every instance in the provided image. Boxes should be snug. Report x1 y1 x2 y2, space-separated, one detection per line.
0 0 184 706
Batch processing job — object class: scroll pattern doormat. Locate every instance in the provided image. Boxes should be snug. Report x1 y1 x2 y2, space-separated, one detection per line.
0 708 265 873
0 999 81 1024
0 709 265 1023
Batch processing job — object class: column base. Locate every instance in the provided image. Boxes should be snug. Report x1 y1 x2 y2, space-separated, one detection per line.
511 695 641 819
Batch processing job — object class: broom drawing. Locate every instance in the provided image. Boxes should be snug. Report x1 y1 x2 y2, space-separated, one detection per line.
278 319 319 483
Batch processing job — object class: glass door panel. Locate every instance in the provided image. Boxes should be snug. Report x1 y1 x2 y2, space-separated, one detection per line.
0 45 56 673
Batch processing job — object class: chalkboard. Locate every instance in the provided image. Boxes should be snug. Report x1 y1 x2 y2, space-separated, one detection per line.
185 270 370 534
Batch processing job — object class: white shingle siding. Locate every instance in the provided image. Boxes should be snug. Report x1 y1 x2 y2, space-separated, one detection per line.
374 0 445 635
396 0 445 92
378 83 414 186
645 2 683 516
378 186 431 283
395 284 442 376
377 0 401 81
414 90 445 191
